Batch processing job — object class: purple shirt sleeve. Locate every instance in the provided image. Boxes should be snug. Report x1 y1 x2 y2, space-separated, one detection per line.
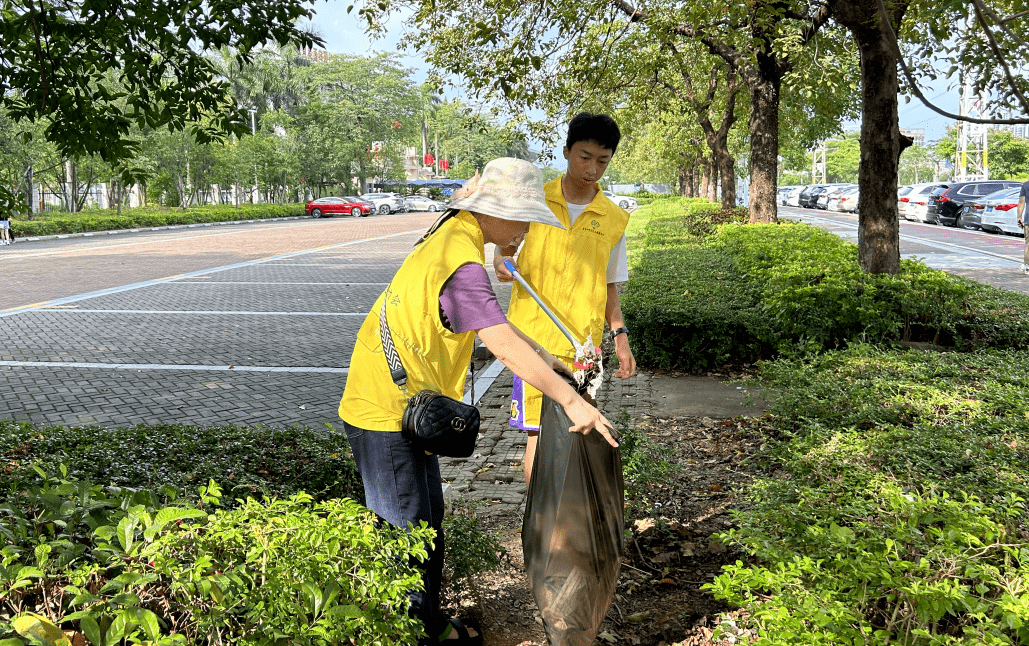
438 263 508 333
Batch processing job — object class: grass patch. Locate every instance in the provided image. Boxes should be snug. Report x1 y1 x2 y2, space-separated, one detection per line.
0 419 362 503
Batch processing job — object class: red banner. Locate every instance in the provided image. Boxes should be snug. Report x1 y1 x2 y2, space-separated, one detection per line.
424 153 435 166
439 159 450 171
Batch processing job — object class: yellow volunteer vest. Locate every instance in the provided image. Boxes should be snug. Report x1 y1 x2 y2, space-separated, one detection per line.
506 177 630 357
339 211 485 431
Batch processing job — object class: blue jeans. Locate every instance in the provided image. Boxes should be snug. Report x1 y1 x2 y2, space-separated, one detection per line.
342 421 447 642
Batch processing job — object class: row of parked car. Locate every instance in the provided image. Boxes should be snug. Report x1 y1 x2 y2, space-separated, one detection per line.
778 180 1025 236
778 184 861 212
305 189 639 219
898 180 1024 232
304 192 449 218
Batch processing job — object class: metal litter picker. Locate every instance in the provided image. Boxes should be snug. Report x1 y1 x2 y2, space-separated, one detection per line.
503 260 604 397
505 260 624 646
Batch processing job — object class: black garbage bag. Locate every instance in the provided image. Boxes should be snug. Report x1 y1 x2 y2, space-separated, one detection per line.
522 386 624 646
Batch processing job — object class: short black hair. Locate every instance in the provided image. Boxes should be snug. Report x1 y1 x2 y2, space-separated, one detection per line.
565 112 620 154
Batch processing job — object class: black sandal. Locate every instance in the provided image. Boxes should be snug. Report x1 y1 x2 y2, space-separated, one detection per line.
438 617 482 645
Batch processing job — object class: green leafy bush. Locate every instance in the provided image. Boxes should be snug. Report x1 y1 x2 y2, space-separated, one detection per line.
621 201 1029 370
12 204 305 237
621 246 772 369
0 466 432 646
704 346 1029 645
0 419 362 504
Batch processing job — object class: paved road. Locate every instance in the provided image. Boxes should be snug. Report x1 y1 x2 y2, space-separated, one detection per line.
0 214 441 429
781 206 1029 295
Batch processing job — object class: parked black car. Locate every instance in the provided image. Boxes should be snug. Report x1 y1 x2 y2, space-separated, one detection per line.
925 180 1022 226
798 184 821 208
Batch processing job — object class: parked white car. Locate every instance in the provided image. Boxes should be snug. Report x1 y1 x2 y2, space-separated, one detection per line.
978 186 1025 236
901 183 945 222
359 192 407 214
786 186 805 207
779 185 801 205
603 190 638 210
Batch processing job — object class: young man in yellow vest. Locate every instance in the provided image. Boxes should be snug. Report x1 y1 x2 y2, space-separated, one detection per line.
493 113 636 484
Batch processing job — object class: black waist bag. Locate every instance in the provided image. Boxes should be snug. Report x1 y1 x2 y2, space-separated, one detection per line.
401 390 480 457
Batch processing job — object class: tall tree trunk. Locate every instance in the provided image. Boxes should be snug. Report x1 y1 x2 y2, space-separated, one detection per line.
64 160 77 212
747 70 781 222
708 157 719 202
830 0 909 274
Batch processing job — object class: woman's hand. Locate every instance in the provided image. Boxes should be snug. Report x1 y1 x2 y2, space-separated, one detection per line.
563 397 619 447
493 253 517 282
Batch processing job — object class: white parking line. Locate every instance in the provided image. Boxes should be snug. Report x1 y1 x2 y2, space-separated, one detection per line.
1 230 417 317
0 361 349 373
34 309 367 316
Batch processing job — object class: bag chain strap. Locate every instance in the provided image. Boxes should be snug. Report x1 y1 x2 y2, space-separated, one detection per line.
377 285 476 403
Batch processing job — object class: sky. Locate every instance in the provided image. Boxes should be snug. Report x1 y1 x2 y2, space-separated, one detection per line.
303 0 964 157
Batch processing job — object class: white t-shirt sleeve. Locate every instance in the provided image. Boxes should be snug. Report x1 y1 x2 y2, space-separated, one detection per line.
607 234 629 283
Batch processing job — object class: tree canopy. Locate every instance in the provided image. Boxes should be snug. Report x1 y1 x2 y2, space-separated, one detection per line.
0 0 321 164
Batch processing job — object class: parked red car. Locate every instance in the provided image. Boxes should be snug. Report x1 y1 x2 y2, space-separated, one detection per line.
305 196 373 218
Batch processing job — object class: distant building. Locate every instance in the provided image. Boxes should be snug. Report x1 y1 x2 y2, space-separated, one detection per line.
990 123 1029 140
900 128 925 146
298 47 332 63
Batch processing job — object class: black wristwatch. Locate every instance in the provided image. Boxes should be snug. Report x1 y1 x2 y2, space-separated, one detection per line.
612 327 629 338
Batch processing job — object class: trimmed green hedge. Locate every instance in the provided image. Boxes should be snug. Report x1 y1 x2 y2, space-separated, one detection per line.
622 199 1029 370
12 203 305 237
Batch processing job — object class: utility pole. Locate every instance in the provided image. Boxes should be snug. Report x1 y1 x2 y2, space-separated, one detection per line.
248 107 259 203
957 15 989 181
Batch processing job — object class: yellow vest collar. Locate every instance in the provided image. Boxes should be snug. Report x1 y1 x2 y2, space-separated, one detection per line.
546 177 605 228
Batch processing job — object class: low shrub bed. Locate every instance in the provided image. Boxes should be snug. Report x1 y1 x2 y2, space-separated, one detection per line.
705 345 1029 645
0 468 430 646
12 204 305 237
0 419 362 502
621 199 1029 370
1 421 506 644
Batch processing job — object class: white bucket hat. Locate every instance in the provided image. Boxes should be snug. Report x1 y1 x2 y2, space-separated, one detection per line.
449 158 565 229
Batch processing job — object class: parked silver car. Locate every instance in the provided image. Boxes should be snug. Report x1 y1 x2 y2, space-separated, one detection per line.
359 192 407 214
404 195 446 212
828 186 859 212
976 186 1024 236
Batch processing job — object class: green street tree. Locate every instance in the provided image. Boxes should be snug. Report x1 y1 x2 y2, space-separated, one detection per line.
898 142 940 184
0 0 320 213
358 0 857 223
825 132 861 183
422 99 533 178
293 54 421 194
